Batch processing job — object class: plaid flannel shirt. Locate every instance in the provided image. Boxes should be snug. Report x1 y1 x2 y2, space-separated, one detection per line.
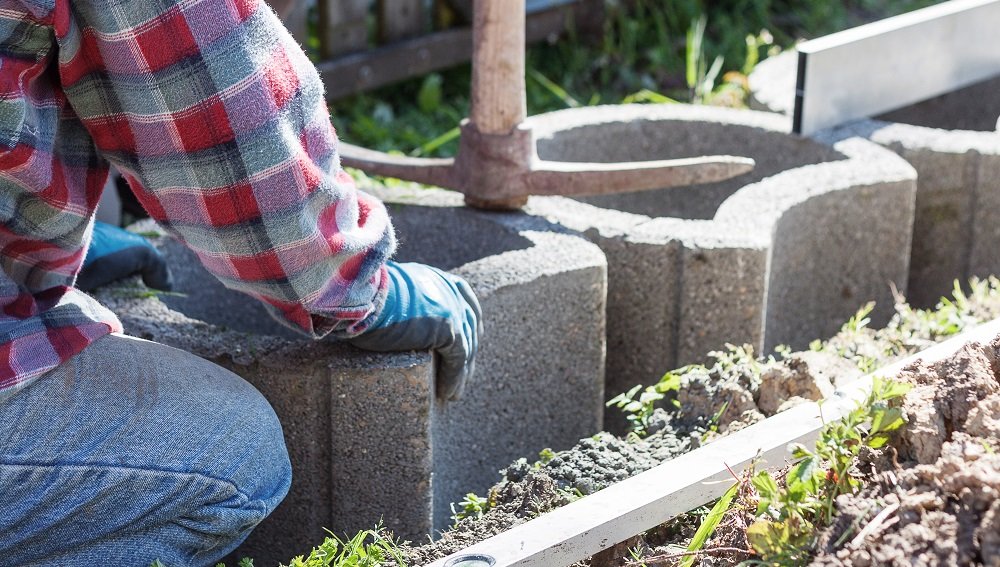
0 0 395 396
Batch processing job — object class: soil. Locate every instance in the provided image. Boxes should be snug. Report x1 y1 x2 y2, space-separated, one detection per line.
809 339 1000 567
388 287 1000 566
616 338 1000 567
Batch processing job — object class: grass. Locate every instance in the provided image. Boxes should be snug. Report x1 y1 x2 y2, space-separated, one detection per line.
153 526 405 567
740 377 911 565
328 0 941 159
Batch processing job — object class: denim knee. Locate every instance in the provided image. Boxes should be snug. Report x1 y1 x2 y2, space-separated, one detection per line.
0 334 293 566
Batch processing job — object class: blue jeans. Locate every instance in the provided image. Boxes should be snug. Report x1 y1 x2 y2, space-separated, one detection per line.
0 334 292 566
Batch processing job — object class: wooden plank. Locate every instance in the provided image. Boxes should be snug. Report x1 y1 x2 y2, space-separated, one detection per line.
321 0 370 58
266 0 299 20
470 0 526 133
267 0 310 45
319 4 575 100
377 0 426 43
319 27 471 100
449 0 578 20
425 318 1000 567
794 0 1000 135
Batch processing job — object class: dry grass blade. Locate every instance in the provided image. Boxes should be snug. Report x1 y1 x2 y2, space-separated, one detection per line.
848 502 900 549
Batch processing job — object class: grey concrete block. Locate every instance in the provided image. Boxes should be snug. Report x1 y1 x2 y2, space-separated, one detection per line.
970 152 1000 279
525 104 916 426
94 248 435 566
370 188 608 531
602 233 684 400
95 194 606 561
897 147 976 306
751 53 1000 307
676 241 768 365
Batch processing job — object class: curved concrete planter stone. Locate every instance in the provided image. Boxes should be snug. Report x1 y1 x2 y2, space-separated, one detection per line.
524 104 917 414
94 197 606 564
751 51 1000 307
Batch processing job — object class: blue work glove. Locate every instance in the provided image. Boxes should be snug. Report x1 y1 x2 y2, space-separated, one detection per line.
347 261 483 401
77 222 173 292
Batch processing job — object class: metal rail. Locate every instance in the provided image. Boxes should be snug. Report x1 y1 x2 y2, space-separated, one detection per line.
794 0 1000 135
426 318 1000 567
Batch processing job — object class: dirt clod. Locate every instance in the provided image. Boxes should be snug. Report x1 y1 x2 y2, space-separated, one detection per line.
812 341 1000 566
978 499 1000 566
391 288 1000 567
757 352 861 414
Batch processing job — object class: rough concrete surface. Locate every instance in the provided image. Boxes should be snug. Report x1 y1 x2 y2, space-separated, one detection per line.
525 104 916 420
97 192 606 563
367 187 609 532
750 52 1000 307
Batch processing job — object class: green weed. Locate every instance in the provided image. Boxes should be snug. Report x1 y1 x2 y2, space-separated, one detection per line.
815 277 1000 374
450 492 491 526
537 447 557 465
679 481 740 567
606 368 684 436
279 527 405 567
744 377 911 565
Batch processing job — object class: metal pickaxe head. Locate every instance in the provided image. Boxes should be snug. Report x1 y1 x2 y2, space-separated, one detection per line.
338 0 754 210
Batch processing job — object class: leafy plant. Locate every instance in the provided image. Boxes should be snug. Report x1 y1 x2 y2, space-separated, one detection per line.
537 447 557 465
450 492 491 526
745 377 912 565
606 369 684 436
280 527 404 567
685 15 724 103
416 73 443 114
708 343 770 380
813 277 1000 374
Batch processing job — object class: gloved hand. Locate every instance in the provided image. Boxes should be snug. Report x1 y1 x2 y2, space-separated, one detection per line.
77 222 173 292
348 261 483 401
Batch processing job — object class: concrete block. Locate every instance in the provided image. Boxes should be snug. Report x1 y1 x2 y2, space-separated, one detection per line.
95 247 435 566
525 104 916 419
371 189 608 531
751 52 1000 307
95 194 606 562
676 239 768 364
970 152 1000 279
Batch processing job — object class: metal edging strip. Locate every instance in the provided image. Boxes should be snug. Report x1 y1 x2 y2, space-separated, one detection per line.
794 0 1000 135
426 318 1000 567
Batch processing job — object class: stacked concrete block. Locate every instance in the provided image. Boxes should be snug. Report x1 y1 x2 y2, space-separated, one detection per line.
751 51 1000 307
524 104 917 408
373 189 608 532
96 197 606 564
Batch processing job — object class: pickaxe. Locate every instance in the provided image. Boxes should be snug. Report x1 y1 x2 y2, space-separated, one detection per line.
339 0 754 210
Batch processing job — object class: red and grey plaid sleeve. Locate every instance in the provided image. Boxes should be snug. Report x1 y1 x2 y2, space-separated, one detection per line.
56 0 395 338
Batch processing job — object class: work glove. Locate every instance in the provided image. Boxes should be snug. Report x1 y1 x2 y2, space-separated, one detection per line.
77 222 174 292
348 261 483 401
